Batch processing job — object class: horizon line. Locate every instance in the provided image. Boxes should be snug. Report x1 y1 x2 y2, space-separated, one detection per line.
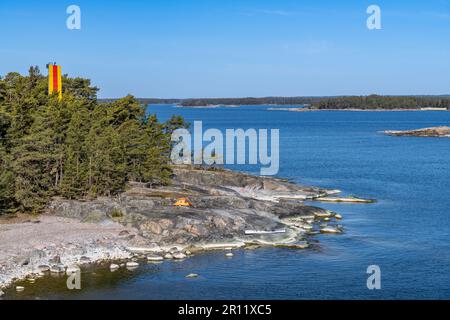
99 94 450 100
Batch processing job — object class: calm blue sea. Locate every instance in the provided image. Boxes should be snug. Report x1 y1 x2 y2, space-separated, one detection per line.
14 105 450 299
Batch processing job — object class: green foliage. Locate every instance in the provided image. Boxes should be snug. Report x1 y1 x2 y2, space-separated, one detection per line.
110 208 124 218
0 67 187 214
0 144 15 213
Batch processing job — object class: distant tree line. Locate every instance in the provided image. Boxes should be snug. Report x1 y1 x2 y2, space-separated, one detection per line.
309 95 450 110
0 67 187 214
134 95 450 109
179 97 318 106
100 98 182 105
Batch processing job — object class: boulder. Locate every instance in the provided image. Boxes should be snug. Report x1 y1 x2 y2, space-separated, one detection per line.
36 265 50 273
314 211 333 218
110 264 120 271
126 261 139 268
274 242 309 249
147 255 164 261
320 227 342 234
50 264 65 273
79 256 91 264
118 230 129 236
173 252 187 259
169 247 179 254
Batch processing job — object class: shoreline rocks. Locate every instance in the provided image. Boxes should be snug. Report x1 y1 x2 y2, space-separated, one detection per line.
50 265 65 274
110 264 120 271
36 265 50 273
320 227 343 234
173 252 187 260
314 197 375 204
383 126 450 137
126 262 139 268
47 166 341 250
0 215 135 290
1 166 365 292
147 255 164 262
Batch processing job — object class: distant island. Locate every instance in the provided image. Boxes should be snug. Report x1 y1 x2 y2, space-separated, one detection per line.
383 126 450 137
101 95 450 110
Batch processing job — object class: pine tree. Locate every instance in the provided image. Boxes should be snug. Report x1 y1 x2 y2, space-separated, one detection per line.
86 104 126 196
0 143 15 213
0 78 15 213
142 114 172 185
86 125 126 196
60 99 90 198
11 103 58 213
110 96 148 182
164 115 190 136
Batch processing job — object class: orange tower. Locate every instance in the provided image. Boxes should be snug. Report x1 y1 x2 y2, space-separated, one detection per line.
47 64 62 101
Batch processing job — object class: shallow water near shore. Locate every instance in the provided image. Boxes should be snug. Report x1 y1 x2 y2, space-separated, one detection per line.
6 105 450 299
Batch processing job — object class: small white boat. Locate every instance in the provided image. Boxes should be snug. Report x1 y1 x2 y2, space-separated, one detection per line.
245 229 286 235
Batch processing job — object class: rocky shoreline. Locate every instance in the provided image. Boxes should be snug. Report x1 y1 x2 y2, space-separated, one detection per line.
383 126 450 137
0 166 360 294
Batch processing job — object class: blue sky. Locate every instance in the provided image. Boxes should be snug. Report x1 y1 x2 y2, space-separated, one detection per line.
0 0 449 98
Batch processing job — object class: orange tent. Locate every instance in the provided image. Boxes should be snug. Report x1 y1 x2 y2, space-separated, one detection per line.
174 198 192 207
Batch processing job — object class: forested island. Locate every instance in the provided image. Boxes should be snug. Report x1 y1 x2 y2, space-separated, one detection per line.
0 67 187 215
306 95 450 110
118 95 450 110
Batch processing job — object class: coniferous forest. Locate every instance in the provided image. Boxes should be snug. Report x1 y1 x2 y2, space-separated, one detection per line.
0 67 187 215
